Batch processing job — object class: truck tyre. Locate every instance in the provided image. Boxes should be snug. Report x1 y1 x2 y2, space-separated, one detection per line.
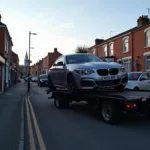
54 95 70 109
101 101 120 124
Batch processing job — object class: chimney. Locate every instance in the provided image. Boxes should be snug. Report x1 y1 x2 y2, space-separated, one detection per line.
137 15 150 26
54 48 57 53
95 39 104 45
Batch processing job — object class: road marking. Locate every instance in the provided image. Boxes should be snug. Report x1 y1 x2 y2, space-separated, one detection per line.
27 97 46 150
26 97 36 150
18 98 25 150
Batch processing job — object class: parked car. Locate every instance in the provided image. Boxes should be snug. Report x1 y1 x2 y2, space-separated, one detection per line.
125 72 150 90
37 74 48 87
48 53 128 92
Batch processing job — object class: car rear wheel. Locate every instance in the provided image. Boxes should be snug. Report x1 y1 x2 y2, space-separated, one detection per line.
48 75 55 90
67 74 77 93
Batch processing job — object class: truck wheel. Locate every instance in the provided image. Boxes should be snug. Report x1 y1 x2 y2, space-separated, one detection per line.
54 95 70 109
101 101 120 124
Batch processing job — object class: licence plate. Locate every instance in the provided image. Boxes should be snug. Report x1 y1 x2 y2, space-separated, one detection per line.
103 76 117 80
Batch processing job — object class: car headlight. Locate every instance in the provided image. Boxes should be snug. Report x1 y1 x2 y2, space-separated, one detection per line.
119 66 126 72
74 69 94 75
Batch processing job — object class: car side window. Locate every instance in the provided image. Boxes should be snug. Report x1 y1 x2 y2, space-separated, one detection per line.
147 73 150 80
53 56 64 66
140 73 148 80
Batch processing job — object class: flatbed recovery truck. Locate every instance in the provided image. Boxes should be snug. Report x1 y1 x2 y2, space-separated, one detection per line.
46 88 150 124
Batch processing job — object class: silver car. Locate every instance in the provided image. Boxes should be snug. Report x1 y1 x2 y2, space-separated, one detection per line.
48 53 128 91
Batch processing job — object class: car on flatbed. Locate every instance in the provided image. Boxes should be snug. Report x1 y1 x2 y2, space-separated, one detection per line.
48 53 128 92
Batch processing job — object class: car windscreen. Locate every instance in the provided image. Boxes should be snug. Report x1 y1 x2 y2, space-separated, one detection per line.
66 54 103 64
128 72 142 81
39 75 48 79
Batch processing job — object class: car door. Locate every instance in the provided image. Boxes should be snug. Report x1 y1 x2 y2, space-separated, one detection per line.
146 72 150 90
54 56 67 86
138 73 149 90
49 56 66 86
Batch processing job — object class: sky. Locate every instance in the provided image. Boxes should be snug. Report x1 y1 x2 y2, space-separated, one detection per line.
0 0 150 65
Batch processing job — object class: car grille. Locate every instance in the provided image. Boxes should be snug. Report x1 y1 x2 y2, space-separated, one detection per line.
97 69 109 76
109 68 118 75
95 79 121 86
97 68 119 76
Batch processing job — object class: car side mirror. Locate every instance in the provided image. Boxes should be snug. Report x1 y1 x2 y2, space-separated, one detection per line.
57 61 64 66
140 78 146 81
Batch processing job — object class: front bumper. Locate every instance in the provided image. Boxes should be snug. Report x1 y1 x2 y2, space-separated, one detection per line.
73 72 128 90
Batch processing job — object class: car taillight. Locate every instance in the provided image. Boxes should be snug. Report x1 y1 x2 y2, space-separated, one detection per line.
126 103 137 109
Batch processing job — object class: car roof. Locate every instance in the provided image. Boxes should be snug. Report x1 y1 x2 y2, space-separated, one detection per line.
63 53 93 57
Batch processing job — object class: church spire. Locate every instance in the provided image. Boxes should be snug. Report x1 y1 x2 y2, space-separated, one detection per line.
25 51 28 60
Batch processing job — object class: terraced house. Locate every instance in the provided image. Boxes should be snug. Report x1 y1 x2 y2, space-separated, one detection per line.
0 14 19 92
88 15 150 72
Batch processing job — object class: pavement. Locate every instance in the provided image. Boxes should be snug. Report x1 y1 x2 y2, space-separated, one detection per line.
1 81 150 150
0 81 28 150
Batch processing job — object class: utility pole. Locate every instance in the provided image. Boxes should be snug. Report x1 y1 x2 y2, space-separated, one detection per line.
27 31 36 93
28 31 31 93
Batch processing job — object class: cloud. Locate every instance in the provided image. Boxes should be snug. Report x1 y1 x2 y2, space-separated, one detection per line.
59 22 74 29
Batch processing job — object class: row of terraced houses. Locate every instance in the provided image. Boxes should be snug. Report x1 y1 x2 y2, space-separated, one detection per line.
88 15 150 72
31 15 150 75
0 14 19 92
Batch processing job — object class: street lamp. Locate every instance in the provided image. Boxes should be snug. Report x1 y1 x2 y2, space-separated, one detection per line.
28 31 37 93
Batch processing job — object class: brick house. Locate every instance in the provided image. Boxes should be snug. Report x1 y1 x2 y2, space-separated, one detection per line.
42 48 62 74
11 51 19 85
88 15 150 72
0 14 13 90
32 48 62 76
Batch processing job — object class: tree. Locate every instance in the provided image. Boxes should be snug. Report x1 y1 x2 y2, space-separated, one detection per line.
75 45 88 53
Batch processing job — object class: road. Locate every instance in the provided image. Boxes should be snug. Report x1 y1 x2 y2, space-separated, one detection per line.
0 82 150 150
25 83 150 150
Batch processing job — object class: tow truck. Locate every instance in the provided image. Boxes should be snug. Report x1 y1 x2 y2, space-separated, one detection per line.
46 88 150 124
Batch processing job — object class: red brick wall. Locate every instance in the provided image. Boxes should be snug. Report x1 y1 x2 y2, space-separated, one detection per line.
0 28 4 54
48 51 62 68
133 25 150 71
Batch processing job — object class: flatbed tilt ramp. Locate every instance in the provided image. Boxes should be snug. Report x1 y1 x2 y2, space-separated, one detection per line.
46 89 150 124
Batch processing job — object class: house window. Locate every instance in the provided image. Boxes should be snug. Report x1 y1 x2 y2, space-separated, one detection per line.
145 30 150 47
122 58 131 72
92 48 96 55
145 55 150 71
122 37 129 53
109 42 114 56
103 45 107 57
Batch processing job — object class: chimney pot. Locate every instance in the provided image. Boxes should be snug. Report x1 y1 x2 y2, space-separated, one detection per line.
54 48 57 52
137 15 149 26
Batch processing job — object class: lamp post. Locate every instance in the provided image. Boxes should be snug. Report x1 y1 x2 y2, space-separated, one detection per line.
28 31 37 93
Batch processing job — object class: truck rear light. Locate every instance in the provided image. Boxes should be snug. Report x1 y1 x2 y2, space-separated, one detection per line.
126 103 137 109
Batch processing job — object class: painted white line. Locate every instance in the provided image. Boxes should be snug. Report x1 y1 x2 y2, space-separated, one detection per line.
27 97 46 150
18 98 25 150
26 97 36 150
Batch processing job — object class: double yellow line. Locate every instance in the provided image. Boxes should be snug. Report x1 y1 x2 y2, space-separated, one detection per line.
25 96 46 150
